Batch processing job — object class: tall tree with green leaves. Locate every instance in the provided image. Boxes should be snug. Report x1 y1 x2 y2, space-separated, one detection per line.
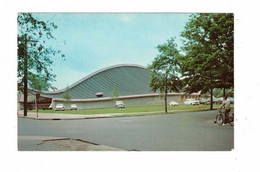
180 13 234 109
213 88 234 98
18 13 65 116
18 13 65 92
147 38 182 113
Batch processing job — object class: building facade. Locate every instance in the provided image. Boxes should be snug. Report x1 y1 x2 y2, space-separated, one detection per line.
18 64 200 110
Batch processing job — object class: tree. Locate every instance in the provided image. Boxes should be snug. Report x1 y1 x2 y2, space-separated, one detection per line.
213 88 234 98
147 38 182 113
112 84 119 102
180 13 234 109
18 13 65 116
63 86 71 109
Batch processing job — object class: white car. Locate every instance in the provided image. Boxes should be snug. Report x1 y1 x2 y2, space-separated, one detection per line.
168 101 179 106
213 96 222 104
184 99 200 105
71 104 78 110
55 104 65 111
115 101 125 108
199 98 210 105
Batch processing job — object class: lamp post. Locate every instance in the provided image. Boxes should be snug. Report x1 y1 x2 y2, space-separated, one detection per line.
23 34 38 117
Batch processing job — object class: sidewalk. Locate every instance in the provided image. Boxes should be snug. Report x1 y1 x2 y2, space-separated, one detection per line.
18 110 155 120
18 111 123 120
18 108 213 120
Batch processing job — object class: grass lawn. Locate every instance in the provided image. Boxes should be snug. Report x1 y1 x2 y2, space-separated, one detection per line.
29 104 228 115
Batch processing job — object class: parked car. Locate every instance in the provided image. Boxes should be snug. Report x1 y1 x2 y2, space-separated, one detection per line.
199 98 210 105
213 97 223 104
55 104 65 111
184 99 200 105
71 104 78 110
200 96 223 105
115 101 125 108
168 101 179 106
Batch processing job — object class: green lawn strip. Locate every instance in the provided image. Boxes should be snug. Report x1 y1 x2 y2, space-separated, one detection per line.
29 104 226 115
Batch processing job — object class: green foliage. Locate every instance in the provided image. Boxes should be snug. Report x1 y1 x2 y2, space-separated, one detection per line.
147 38 183 113
212 88 234 98
17 13 65 92
180 13 234 94
112 84 119 101
63 86 71 103
147 38 182 93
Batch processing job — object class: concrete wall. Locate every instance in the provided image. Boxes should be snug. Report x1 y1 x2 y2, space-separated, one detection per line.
50 94 195 110
19 94 200 110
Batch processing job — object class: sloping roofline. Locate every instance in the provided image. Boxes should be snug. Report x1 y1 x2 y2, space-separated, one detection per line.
43 64 146 94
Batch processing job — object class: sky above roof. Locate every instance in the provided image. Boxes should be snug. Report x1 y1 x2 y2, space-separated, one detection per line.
33 13 191 90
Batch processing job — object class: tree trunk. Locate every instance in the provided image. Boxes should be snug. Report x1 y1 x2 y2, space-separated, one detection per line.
165 78 168 113
210 88 213 110
24 35 28 117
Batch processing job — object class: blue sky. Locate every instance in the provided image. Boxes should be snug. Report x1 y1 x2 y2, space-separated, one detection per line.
34 13 191 90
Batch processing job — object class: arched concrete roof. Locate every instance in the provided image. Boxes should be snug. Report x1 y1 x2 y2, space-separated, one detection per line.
41 64 152 99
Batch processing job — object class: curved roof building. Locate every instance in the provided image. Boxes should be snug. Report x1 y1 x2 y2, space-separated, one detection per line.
42 64 153 99
20 64 200 110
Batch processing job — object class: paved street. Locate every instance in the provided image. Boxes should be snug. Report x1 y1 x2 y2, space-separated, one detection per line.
18 110 234 151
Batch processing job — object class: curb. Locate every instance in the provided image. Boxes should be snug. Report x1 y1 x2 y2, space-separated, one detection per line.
18 108 218 120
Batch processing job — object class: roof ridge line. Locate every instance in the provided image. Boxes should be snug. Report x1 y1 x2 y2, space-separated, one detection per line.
43 64 146 94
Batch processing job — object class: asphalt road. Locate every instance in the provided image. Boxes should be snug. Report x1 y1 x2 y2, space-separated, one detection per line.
18 110 234 151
